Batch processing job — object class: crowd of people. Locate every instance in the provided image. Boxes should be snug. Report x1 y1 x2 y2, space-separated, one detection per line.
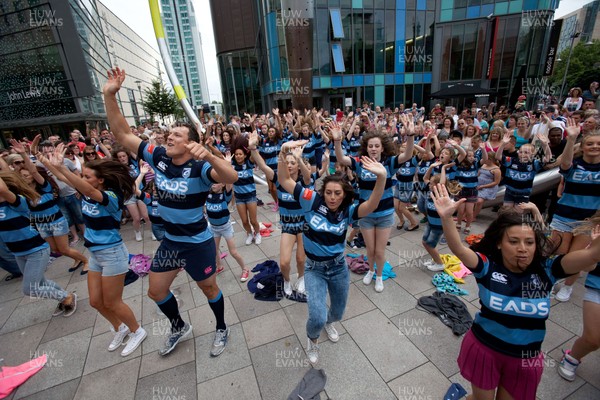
1 68 600 399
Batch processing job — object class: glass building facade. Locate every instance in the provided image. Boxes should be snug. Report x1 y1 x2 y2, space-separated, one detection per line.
212 0 559 115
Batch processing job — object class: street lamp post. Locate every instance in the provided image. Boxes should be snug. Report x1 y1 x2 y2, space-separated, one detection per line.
227 54 240 116
135 80 148 122
558 23 581 105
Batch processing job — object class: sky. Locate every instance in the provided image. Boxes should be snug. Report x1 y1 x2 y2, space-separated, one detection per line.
99 0 594 103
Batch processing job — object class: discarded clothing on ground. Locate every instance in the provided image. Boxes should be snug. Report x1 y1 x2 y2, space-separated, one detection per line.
0 355 47 399
417 291 473 335
247 260 306 302
432 273 469 296
287 368 327 400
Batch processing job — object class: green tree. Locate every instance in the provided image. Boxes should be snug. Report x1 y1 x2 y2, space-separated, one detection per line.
551 40 600 97
142 80 181 121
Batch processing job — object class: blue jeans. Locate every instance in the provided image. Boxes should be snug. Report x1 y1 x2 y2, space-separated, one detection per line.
15 247 68 301
0 238 20 275
305 254 349 340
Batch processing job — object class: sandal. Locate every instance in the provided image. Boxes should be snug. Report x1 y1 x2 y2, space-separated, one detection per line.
4 273 22 281
69 261 84 272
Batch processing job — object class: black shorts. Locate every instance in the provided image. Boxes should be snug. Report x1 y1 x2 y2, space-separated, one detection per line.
458 187 478 203
150 237 217 282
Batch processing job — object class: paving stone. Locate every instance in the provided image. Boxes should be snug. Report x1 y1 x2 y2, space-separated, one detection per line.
187 296 239 337
139 333 195 378
0 300 56 335
0 297 21 330
229 290 281 322
541 318 575 354
536 357 585 400
565 383 600 400
549 301 583 336
343 309 427 382
93 294 143 336
341 283 376 321
393 263 436 295
213 268 243 296
195 323 251 383
121 277 143 299
13 328 92 399
282 301 347 347
197 365 261 400
136 362 197 400
356 278 416 318
233 243 270 265
249 335 312 400
41 301 97 343
64 279 91 302
242 309 294 349
19 378 80 400
316 336 397 399
548 337 600 390
387 362 451 400
0 321 48 366
74 357 140 400
83 328 142 375
391 308 464 377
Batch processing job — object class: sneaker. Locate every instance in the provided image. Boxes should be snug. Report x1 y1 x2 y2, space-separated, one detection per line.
440 236 447 245
295 276 306 295
245 233 254 246
283 280 293 296
210 327 230 357
159 323 193 356
62 293 78 317
151 234 157 241
109 324 130 351
254 233 262 245
272 203 279 212
346 239 357 249
375 276 384 293
257 198 264 206
558 350 580 381
240 269 250 282
135 230 142 242
121 327 147 356
426 263 445 272
306 338 319 364
556 285 573 302
52 302 64 317
363 270 375 285
324 323 339 343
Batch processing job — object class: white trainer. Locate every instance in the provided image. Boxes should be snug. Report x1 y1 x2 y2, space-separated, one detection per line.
254 233 262 245
135 230 142 242
306 338 319 364
375 276 384 292
363 270 375 285
121 327 147 356
245 233 254 246
555 285 573 302
324 323 339 342
108 323 130 352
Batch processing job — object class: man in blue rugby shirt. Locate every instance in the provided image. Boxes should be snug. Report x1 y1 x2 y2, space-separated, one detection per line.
102 68 238 357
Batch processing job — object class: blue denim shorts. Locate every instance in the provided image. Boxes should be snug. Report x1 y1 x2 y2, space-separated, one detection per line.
209 221 234 240
359 212 395 229
422 224 443 248
89 243 130 277
549 215 581 234
35 218 69 239
234 194 257 204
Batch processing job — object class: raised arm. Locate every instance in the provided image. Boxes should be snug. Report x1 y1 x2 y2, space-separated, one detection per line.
431 184 478 268
10 136 44 185
330 121 352 166
396 114 415 163
102 68 143 154
560 118 581 170
561 225 600 273
277 145 298 194
291 145 313 186
186 142 238 184
248 131 274 181
448 139 467 163
495 131 511 161
357 157 387 218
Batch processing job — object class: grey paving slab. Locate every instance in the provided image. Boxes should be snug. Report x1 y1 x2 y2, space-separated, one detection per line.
565 383 600 400
213 268 243 296
91 294 142 336
242 309 294 349
541 319 575 354
0 321 48 366
315 336 397 400
387 362 452 400
343 309 428 382
74 357 140 400
13 328 92 399
64 279 91 302
233 242 270 265
139 334 195 378
281 301 347 347
19 378 80 400
393 263 437 295
195 323 251 383
0 297 22 330
356 277 416 318
0 299 57 335
548 337 600 390
187 296 239 337
190 283 209 307
197 365 261 400
391 308 464 377
340 283 377 321
40 300 97 343
82 328 142 375
536 359 586 400
136 362 197 400
549 302 584 336
249 335 312 400
121 276 144 299
229 289 281 322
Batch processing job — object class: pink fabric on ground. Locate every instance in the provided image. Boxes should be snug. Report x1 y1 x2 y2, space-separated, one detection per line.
454 263 473 279
0 355 47 398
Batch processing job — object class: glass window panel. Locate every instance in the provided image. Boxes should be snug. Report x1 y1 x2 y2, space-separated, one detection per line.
440 25 451 81
473 22 486 79
385 42 395 73
374 10 384 42
500 16 519 79
375 42 385 72
449 24 464 80
395 85 404 107
330 8 345 38
332 43 346 72
462 23 477 79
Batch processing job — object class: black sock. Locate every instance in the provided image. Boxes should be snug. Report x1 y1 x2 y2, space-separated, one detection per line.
208 291 226 331
156 292 185 332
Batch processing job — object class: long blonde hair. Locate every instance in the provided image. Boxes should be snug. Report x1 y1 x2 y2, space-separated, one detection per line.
0 171 40 204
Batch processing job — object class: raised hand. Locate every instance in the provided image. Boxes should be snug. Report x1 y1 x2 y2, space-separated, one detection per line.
103 67 126 96
565 117 581 140
327 121 343 141
186 142 210 160
502 131 512 144
224 151 233 163
272 108 279 116
140 162 151 175
430 183 465 219
30 134 42 156
50 144 65 167
291 146 304 159
9 138 26 154
361 156 386 177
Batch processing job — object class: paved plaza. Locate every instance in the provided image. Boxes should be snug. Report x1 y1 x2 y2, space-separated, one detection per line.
0 182 598 400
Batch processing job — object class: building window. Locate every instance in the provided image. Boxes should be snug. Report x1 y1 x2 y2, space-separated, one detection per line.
329 8 344 39
331 43 346 72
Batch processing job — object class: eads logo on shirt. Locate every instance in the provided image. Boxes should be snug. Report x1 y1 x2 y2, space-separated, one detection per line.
491 272 508 284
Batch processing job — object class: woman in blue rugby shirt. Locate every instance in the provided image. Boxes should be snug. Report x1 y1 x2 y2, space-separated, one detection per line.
258 125 283 211
333 114 415 293
38 146 146 357
230 135 261 246
431 183 600 400
0 171 77 316
278 140 388 365
551 120 600 302
11 137 88 274
249 132 311 296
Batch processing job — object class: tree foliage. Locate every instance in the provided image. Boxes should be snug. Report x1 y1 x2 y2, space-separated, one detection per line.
142 80 181 121
551 40 600 95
